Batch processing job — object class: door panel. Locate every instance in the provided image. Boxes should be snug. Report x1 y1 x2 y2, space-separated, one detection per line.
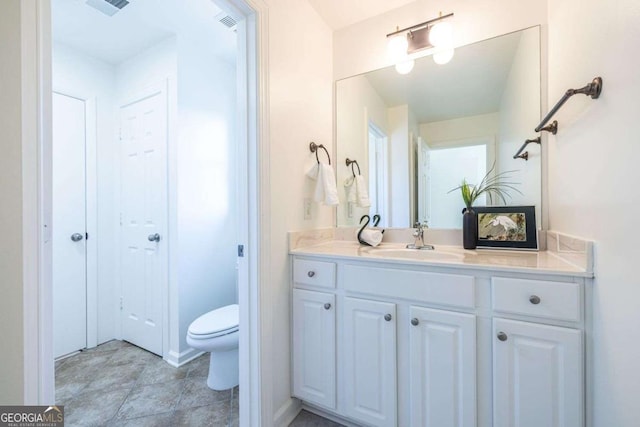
343 297 397 427
52 92 87 358
409 306 476 427
493 318 583 427
292 289 336 409
120 88 167 356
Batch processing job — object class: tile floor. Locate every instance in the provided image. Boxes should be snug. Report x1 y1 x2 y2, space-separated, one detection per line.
55 340 341 427
55 340 237 426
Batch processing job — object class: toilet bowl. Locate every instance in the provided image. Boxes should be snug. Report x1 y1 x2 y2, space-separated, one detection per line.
187 304 239 390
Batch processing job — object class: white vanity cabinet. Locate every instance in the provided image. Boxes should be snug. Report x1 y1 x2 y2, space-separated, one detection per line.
291 255 588 427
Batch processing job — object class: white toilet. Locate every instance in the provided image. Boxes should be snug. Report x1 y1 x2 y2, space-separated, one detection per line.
187 304 239 390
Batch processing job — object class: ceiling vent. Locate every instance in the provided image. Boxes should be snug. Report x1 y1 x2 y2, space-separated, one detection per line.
86 0 130 17
215 12 238 31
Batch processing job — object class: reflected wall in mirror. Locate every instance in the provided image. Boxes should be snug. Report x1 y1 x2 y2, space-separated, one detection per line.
336 26 541 229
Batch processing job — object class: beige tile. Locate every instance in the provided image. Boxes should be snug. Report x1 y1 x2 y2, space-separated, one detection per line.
185 354 210 378
176 378 230 410
107 412 174 427
86 340 133 354
114 380 184 421
172 401 230 427
137 358 188 386
63 387 130 427
107 345 160 368
83 362 143 393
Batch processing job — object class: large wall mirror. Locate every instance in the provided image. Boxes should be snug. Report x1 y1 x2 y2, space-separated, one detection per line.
336 26 541 229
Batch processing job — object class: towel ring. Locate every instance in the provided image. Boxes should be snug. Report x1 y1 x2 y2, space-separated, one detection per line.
345 158 361 176
310 142 331 165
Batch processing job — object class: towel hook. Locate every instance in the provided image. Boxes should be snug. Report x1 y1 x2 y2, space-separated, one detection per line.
310 142 331 165
345 158 361 176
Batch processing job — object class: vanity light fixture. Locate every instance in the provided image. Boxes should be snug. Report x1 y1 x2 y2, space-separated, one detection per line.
386 12 454 73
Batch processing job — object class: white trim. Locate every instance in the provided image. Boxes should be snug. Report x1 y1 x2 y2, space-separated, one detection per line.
164 348 205 368
273 398 302 427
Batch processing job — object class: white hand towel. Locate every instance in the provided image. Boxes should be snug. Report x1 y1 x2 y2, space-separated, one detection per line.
343 176 357 203
355 175 371 207
359 229 383 247
306 163 339 206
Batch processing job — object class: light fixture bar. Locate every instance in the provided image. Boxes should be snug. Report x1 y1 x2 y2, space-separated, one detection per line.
385 12 454 38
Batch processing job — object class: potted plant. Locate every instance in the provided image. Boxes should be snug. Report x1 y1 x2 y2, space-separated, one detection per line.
449 165 521 249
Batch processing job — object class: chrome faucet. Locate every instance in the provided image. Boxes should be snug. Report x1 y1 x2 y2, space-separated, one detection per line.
406 221 434 250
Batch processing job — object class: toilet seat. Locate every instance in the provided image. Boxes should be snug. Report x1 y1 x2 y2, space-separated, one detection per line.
188 304 239 339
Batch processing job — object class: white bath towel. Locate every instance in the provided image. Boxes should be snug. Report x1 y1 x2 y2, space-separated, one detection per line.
306 163 339 206
343 176 357 203
358 229 383 247
354 175 370 208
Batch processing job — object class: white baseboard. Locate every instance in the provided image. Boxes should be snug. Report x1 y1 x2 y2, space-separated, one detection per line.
165 347 204 367
273 397 302 427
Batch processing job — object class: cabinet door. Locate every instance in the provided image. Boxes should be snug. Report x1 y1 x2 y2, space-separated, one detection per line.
292 289 336 409
343 297 397 427
409 306 476 427
493 318 583 427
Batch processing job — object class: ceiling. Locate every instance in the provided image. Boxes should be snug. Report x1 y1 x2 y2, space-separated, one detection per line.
361 31 523 123
307 0 417 30
52 0 237 65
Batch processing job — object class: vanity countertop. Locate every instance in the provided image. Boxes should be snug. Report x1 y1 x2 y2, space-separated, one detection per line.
290 240 594 278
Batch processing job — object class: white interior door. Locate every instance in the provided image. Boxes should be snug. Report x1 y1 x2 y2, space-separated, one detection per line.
120 87 167 356
417 138 430 224
52 92 87 358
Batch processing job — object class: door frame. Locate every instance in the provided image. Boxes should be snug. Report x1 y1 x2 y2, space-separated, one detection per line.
22 1 272 425
51 90 99 351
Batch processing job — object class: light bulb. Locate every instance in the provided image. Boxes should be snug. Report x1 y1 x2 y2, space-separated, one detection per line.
387 34 408 61
433 48 454 65
429 21 453 47
395 59 415 74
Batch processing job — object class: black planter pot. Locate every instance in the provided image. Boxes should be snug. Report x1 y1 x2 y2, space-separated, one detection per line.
462 208 477 250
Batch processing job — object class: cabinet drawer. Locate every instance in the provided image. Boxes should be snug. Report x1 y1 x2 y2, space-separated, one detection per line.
492 277 580 322
343 264 475 309
293 258 336 288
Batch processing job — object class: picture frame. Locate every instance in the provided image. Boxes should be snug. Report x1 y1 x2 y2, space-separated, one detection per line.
474 205 537 250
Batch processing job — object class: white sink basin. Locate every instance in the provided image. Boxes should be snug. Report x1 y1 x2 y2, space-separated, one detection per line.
364 247 464 262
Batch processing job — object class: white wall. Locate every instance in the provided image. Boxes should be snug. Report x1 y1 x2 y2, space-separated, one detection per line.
265 0 334 420
0 0 25 404
52 43 117 344
336 75 388 226
547 0 640 425
176 37 237 355
333 0 547 80
420 112 500 144
497 28 541 220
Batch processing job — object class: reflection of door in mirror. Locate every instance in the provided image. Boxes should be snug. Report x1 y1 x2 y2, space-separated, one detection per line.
368 123 388 227
336 26 541 229
427 138 494 228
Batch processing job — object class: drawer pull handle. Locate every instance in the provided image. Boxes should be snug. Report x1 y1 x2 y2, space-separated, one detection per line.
307 271 315 278
529 295 541 305
384 314 392 322
411 318 419 326
497 331 508 341
324 303 331 310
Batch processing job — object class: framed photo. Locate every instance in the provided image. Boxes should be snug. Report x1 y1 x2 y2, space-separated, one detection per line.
475 206 537 250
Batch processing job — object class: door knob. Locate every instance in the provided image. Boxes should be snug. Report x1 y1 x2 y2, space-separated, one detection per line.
384 314 392 322
70 233 84 242
411 318 419 326
529 295 541 304
307 271 315 277
497 331 508 341
324 303 331 310
148 233 161 242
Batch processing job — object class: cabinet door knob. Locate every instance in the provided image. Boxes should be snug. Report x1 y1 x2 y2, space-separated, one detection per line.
324 303 331 310
384 314 392 322
497 331 508 341
307 271 315 278
411 318 419 326
529 295 541 304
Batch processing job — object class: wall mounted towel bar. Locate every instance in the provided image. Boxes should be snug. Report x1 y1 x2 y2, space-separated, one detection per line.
513 137 541 161
345 158 361 176
535 76 603 133
310 141 331 165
